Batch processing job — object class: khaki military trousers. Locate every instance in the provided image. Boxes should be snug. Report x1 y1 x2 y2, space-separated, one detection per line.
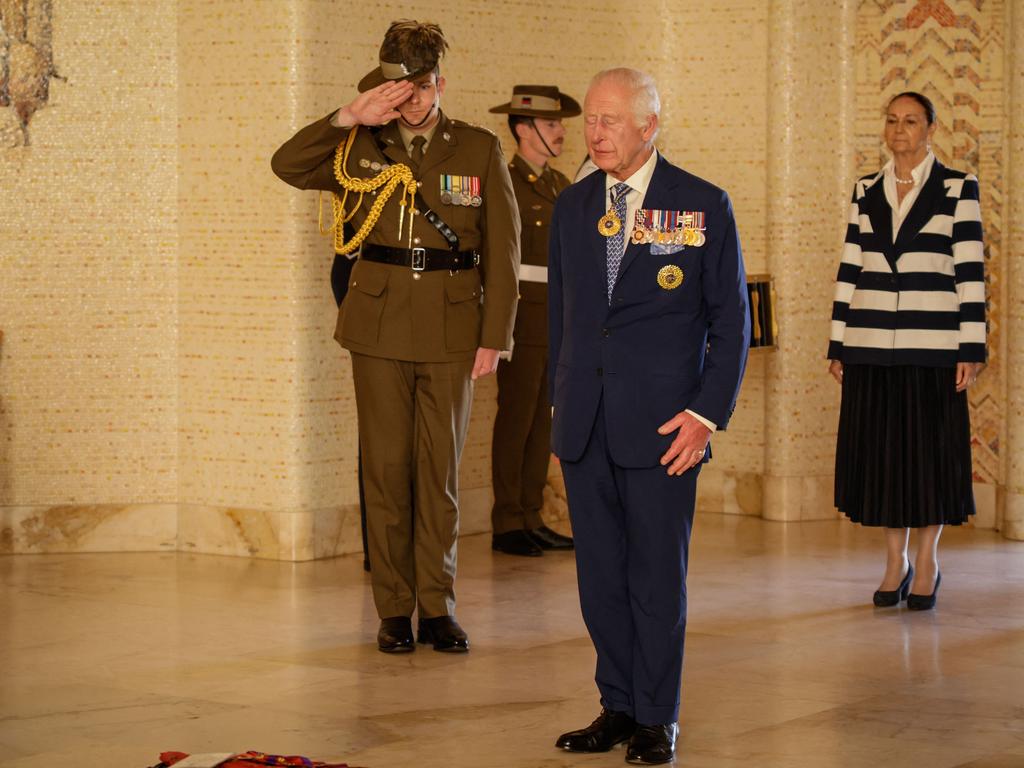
490 345 551 534
351 352 473 619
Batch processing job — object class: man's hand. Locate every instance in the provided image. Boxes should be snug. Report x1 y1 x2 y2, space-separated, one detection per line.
828 359 843 384
332 80 414 128
955 361 985 392
471 347 500 380
657 411 712 476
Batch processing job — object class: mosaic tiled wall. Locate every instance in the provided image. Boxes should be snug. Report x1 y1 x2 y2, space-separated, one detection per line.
0 1 179 550
854 0 1011 525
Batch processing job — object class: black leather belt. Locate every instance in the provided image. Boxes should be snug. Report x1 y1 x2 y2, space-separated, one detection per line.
361 244 479 272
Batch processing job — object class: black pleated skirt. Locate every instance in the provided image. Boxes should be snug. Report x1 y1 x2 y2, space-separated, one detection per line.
834 364 975 528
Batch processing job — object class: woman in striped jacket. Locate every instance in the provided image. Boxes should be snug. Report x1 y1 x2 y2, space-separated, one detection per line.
827 91 986 611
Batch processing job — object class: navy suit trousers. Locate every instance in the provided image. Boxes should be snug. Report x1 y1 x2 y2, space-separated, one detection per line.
561 396 698 726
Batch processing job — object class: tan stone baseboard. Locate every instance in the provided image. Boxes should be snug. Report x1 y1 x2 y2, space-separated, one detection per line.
0 503 177 554
176 503 364 561
5 477 1009 559
1001 490 1024 541
762 474 840 522
971 482 997 530
697 468 764 516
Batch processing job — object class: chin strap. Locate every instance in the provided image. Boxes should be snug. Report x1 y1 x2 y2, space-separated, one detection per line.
530 118 557 159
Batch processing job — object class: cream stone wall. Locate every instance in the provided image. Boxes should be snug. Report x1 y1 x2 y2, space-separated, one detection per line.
2 0 1020 558
1 1 179 552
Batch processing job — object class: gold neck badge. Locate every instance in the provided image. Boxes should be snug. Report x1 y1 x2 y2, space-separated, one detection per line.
598 185 629 237
598 210 622 237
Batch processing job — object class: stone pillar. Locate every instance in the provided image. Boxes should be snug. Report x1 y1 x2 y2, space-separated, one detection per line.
1003 0 1024 541
763 0 857 521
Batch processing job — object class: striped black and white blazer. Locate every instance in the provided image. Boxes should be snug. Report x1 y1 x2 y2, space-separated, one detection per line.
827 159 986 367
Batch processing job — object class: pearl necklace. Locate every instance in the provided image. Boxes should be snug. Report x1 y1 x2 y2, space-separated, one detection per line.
895 174 915 185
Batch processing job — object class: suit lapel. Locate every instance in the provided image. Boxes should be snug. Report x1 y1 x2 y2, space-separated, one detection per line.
864 173 888 247
511 155 557 202
894 159 945 252
377 121 407 167
862 174 895 267
583 173 610 294
536 167 559 203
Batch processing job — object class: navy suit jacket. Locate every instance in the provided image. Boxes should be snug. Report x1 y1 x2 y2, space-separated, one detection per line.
548 154 750 467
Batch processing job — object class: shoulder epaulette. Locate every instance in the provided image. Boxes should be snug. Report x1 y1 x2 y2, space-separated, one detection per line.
451 119 497 138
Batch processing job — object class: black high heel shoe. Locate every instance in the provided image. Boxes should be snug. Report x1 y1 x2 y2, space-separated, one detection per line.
907 570 941 611
873 564 914 607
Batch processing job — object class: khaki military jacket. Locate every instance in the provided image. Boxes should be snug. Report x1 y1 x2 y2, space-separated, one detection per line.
272 111 521 362
508 155 570 347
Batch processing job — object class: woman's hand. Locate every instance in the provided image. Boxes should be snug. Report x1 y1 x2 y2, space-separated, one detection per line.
955 362 985 392
828 360 843 384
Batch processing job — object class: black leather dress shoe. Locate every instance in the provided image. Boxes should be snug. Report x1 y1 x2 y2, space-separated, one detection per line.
555 708 637 752
529 525 574 550
377 616 414 653
873 564 914 607
492 530 543 557
907 570 941 611
626 723 678 765
416 616 469 652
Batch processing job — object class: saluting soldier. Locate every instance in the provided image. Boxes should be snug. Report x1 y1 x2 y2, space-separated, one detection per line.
487 86 580 557
271 20 520 654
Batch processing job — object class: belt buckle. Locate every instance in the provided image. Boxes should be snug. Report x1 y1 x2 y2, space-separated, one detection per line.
411 247 426 272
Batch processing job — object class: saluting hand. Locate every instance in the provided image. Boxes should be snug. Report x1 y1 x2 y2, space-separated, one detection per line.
657 411 712 476
333 80 414 127
471 348 500 380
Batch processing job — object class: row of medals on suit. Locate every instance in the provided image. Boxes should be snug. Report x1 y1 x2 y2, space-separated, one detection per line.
598 208 707 247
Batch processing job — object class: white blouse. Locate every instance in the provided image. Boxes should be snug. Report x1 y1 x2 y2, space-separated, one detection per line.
882 151 935 239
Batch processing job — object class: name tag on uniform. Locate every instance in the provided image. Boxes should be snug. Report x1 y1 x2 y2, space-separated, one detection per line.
631 209 707 254
439 174 482 207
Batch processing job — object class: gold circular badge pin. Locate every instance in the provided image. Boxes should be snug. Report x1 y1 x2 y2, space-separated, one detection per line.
657 264 684 290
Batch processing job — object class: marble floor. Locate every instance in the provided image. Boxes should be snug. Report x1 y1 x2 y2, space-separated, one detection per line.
1 515 1023 768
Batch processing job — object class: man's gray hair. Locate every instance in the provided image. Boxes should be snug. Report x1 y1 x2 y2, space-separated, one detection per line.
589 67 661 133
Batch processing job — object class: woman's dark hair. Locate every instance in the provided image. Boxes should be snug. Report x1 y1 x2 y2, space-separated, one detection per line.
887 91 936 124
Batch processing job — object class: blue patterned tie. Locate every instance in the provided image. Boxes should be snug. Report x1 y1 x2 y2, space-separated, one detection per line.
606 182 630 302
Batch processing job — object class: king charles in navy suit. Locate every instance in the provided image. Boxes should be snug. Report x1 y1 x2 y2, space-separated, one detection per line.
551 68 749 765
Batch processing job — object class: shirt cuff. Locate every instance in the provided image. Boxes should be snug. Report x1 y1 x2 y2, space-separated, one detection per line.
685 409 717 433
